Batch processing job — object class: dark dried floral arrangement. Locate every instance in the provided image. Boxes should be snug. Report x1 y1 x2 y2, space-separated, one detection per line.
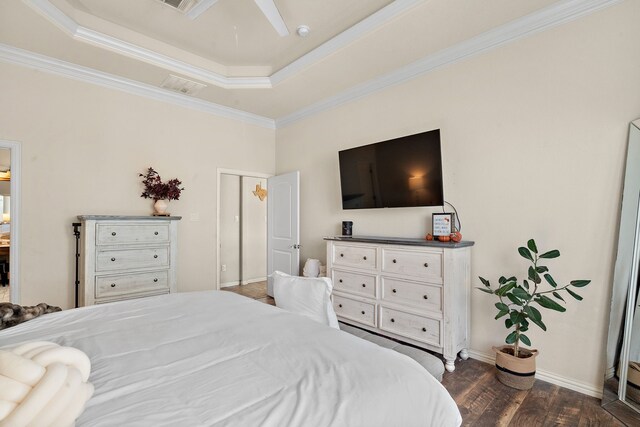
139 167 184 201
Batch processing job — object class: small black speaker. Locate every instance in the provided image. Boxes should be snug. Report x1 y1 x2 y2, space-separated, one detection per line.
342 221 353 236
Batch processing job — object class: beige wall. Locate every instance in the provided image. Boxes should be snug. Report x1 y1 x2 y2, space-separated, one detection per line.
0 62 275 309
275 1 640 392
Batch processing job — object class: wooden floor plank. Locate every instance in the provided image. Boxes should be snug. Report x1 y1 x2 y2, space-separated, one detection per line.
578 392 626 427
543 386 589 426
455 370 500 425
224 282 631 425
601 400 640 426
442 359 493 400
471 380 528 426
508 380 560 427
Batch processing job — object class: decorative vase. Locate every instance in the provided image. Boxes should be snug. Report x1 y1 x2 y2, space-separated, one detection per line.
493 345 538 390
153 199 169 215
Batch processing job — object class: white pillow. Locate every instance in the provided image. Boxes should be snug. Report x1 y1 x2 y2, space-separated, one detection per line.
272 271 340 329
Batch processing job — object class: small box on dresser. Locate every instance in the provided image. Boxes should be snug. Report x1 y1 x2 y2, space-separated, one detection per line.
325 236 474 372
78 215 181 306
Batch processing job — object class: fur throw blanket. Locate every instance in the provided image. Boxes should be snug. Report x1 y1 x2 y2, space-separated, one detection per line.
0 303 61 330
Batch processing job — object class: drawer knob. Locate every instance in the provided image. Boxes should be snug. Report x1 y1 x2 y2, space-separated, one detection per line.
110 283 116 288
390 318 395 323
392 289 397 293
153 278 158 283
340 253 344 257
338 304 343 308
339 279 343 283
111 232 116 236
361 311 365 315
424 262 429 268
154 255 158 259
110 257 116 262
363 256 367 260
423 295 429 300
422 327 427 332
392 259 397 263
154 231 159 235
361 283 366 288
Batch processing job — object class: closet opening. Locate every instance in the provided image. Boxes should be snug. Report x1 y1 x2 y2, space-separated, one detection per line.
217 170 270 290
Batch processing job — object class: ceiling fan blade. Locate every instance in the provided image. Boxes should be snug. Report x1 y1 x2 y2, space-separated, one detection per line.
186 0 221 20
254 0 289 37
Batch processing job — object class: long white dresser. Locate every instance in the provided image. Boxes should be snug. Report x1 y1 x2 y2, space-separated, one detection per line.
78 215 181 306
325 236 473 372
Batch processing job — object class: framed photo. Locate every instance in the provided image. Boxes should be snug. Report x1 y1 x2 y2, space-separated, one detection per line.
432 213 455 236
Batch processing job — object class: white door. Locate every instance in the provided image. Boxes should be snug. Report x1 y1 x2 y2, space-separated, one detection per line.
267 171 300 296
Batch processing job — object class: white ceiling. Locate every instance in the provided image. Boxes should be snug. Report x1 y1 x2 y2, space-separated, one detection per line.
0 0 614 124
61 0 394 73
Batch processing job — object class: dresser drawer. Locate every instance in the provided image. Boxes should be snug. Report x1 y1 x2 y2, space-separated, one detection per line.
95 270 169 299
332 244 377 270
381 277 442 313
96 223 170 245
96 247 169 272
333 269 376 298
381 248 442 282
379 306 441 346
333 294 376 326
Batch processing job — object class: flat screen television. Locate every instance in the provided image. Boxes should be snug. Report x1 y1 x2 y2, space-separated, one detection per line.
338 129 444 209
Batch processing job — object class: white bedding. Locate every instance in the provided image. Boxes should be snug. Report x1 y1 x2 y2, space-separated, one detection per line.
0 291 461 426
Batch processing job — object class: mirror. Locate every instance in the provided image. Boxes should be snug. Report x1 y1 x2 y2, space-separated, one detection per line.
603 120 640 424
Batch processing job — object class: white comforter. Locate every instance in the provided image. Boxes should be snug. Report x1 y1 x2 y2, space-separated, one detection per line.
0 291 461 426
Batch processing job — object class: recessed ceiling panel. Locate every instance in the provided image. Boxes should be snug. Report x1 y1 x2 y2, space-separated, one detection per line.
60 0 394 71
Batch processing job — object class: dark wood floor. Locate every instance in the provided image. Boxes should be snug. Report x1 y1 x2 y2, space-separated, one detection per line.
222 282 625 426
221 281 274 305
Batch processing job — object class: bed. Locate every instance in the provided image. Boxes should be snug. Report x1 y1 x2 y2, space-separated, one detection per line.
0 291 462 426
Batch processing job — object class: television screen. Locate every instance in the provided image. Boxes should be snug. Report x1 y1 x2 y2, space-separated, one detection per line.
338 129 444 209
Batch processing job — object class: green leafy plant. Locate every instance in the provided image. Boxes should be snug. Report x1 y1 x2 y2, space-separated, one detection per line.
478 239 590 358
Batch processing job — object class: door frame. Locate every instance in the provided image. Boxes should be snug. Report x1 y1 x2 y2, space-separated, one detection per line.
216 168 272 290
0 140 21 304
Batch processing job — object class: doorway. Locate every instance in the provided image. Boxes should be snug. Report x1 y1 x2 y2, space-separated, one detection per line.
0 140 20 304
217 169 270 290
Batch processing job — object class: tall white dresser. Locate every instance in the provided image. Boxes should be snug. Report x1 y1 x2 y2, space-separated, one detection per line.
78 215 181 306
325 236 473 372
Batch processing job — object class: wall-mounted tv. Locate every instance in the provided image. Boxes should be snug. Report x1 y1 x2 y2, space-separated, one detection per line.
338 129 444 209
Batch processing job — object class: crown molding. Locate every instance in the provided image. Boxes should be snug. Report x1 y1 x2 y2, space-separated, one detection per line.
22 0 422 89
24 0 272 89
276 0 623 128
0 43 276 129
269 0 423 86
73 26 272 89
5 0 622 130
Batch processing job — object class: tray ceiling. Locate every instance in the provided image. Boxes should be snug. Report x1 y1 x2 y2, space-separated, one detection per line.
60 0 394 72
0 0 614 125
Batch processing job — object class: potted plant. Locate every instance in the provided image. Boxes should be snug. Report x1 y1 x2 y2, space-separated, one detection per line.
477 239 590 389
139 167 184 215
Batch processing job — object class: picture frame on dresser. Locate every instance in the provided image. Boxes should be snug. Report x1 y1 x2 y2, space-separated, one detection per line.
77 215 181 306
325 235 473 372
432 213 455 236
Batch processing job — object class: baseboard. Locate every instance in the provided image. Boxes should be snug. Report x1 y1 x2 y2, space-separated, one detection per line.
606 366 616 380
467 349 603 399
241 277 266 285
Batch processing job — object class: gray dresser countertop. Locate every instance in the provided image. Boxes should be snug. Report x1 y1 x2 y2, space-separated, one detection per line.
323 235 474 248
78 215 182 221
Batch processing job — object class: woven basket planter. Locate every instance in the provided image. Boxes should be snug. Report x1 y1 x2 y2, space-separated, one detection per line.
493 345 538 390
